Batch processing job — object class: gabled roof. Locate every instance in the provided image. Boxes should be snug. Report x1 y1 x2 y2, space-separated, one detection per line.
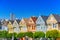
23 18 28 24
41 16 48 22
20 18 28 24
1 19 9 26
52 14 60 22
15 19 20 24
31 16 37 23
9 20 14 24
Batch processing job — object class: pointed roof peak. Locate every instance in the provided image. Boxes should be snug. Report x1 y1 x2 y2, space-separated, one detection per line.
51 14 60 22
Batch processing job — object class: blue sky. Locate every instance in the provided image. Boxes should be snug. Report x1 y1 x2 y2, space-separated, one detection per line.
0 0 60 19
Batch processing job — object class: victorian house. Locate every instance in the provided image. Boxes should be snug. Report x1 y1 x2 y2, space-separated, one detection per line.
19 18 28 32
27 16 37 32
7 20 14 33
13 19 20 33
2 19 8 31
46 14 60 31
36 16 48 32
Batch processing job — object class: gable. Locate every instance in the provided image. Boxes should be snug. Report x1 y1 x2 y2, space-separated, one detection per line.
8 21 12 25
36 16 45 24
19 19 26 26
13 20 19 27
46 14 57 23
7 21 13 28
28 18 35 24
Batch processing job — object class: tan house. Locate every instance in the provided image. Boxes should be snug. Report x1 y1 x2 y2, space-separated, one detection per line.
19 18 28 32
7 20 14 33
46 14 60 31
27 16 37 32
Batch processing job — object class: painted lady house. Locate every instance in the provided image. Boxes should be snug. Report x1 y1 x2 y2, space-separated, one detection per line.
2 19 8 31
36 16 48 32
27 16 37 32
13 19 20 33
46 14 60 31
7 20 14 33
19 18 28 32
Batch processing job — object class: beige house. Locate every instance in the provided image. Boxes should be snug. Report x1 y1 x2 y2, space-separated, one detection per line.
19 18 28 32
46 14 60 31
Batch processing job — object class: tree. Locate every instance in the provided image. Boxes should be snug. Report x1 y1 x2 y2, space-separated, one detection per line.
13 32 17 38
25 32 33 38
0 31 8 40
34 31 45 38
33 31 45 40
46 30 59 40
17 32 25 38
7 33 13 40
7 33 12 38
13 32 17 40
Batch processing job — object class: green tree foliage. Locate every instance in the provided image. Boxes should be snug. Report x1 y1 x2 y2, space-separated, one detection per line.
17 32 25 38
33 31 45 38
7 33 12 38
25 32 33 38
46 30 59 38
13 32 17 38
0 31 8 38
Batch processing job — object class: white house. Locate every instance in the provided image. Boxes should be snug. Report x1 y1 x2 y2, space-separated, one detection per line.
13 19 20 33
1 19 8 31
36 16 48 32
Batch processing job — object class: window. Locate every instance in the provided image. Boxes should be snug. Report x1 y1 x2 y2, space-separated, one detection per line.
48 24 52 26
41 27 42 29
0 26 2 29
36 24 40 26
53 24 56 28
32 26 35 30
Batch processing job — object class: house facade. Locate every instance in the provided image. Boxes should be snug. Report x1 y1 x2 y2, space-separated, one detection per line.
36 16 48 32
2 19 8 31
27 16 37 32
46 14 60 31
7 20 14 33
19 18 27 32
13 19 20 33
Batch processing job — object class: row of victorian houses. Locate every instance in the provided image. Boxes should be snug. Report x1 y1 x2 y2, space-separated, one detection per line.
0 14 60 33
